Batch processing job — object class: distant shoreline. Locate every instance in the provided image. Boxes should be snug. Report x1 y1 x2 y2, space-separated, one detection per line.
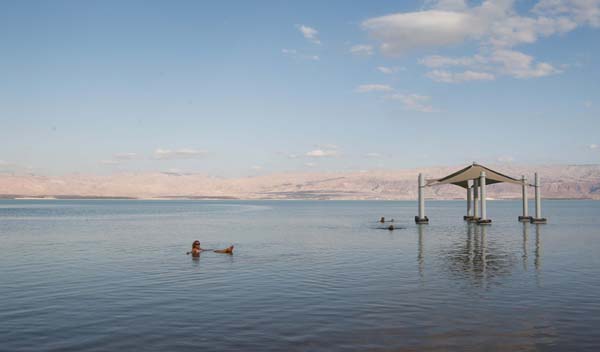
0 195 595 201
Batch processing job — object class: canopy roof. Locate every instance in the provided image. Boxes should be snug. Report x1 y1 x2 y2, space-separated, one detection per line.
426 163 523 189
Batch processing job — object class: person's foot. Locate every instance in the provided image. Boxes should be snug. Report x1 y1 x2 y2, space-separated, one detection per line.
215 245 234 254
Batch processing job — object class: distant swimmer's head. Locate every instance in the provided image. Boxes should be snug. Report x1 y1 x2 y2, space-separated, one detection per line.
192 240 200 248
380 217 385 223
388 225 395 231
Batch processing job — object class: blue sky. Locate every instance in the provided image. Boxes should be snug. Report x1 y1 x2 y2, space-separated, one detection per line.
1 0 599 176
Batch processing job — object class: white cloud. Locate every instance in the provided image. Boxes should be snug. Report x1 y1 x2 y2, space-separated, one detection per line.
386 93 438 112
100 160 120 165
113 152 137 160
362 0 600 81
355 84 439 112
377 66 394 74
304 162 317 167
497 155 515 163
355 84 394 93
364 152 383 158
590 144 599 150
533 0 600 28
350 44 374 56
154 148 207 160
376 66 404 74
251 165 263 170
362 1 589 55
297 25 321 44
487 15 577 48
282 48 319 61
426 69 495 83
420 54 484 68
425 0 469 11
164 168 184 175
491 49 561 78
362 10 480 56
420 50 560 81
306 149 338 157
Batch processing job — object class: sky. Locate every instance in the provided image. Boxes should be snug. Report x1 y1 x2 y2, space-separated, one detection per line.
1 0 599 176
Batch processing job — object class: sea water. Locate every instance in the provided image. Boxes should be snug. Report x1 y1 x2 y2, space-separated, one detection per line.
1 200 599 351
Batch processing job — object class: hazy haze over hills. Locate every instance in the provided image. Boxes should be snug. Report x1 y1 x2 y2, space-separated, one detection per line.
1 164 599 200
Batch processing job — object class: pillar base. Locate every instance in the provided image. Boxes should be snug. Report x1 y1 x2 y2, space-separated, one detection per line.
477 219 492 225
518 216 533 222
415 216 429 224
463 215 475 221
467 217 481 223
530 218 547 224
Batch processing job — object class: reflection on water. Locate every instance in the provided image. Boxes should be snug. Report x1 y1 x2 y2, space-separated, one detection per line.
523 223 529 271
418 225 425 281
535 224 542 271
1 200 600 352
417 222 545 290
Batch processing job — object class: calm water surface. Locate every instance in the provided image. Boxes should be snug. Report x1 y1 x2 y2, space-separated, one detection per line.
1 200 599 351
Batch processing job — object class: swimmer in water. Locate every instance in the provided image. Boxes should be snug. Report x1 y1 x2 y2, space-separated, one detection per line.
187 240 234 257
380 217 385 223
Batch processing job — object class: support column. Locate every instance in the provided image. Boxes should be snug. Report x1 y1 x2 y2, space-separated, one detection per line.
478 171 491 224
531 172 547 224
464 180 473 220
518 175 531 221
470 179 480 222
415 173 429 224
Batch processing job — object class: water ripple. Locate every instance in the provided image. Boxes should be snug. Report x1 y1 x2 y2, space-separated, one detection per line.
1 200 599 351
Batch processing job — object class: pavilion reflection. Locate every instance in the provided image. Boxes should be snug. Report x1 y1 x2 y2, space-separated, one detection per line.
418 225 424 281
417 223 543 286
534 224 542 272
522 223 529 271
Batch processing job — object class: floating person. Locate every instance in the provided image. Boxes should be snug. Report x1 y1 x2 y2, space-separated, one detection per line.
374 223 404 230
187 240 234 257
380 217 385 223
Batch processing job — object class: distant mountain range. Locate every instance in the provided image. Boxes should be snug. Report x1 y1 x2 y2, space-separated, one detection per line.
1 164 599 200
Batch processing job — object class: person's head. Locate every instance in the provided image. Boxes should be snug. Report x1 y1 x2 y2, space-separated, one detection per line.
192 240 200 249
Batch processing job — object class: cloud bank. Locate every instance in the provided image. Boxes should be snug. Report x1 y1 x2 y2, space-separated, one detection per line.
362 0 600 82
154 148 208 160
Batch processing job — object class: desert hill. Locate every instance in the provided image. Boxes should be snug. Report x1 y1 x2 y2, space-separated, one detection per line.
1 164 599 200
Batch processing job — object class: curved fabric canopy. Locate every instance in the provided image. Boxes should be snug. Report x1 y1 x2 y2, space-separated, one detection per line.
426 163 524 189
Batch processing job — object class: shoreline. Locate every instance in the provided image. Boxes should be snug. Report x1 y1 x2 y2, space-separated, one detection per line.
1 195 596 201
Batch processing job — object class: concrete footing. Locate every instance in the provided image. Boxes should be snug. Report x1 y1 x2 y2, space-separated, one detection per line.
477 219 492 225
463 215 475 221
467 217 481 223
518 216 533 222
415 216 429 224
530 218 547 224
